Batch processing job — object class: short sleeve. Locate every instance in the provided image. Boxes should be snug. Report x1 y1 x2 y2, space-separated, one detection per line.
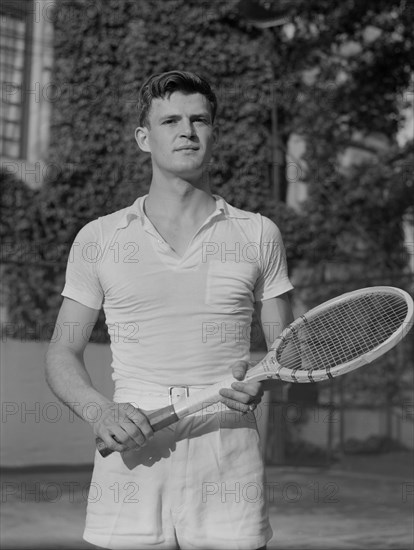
61 220 104 310
254 216 293 302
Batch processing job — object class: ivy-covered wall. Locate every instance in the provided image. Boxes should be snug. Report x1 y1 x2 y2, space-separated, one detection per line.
2 0 413 350
1 0 295 343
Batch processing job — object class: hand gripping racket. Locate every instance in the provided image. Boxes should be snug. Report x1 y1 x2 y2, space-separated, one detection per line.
96 286 413 457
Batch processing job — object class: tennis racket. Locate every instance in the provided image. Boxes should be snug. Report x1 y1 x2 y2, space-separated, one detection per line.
96 286 413 457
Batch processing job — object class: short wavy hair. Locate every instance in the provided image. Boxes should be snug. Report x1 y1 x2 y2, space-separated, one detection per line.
137 70 218 127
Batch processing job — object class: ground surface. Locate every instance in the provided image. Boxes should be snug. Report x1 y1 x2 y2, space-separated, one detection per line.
1 451 413 550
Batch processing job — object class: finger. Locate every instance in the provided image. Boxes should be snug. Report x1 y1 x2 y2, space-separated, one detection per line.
218 395 250 414
220 385 263 403
98 430 132 453
103 405 151 449
222 398 260 415
219 388 251 405
230 381 264 399
124 407 154 440
231 360 249 381
118 420 149 449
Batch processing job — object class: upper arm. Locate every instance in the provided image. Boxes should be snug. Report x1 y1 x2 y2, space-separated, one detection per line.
253 215 294 349
61 220 104 310
49 297 100 357
255 293 294 350
49 220 103 357
253 216 293 303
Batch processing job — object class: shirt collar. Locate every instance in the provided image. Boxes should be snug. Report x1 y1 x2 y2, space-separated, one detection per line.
115 196 145 229
115 194 248 229
212 195 250 219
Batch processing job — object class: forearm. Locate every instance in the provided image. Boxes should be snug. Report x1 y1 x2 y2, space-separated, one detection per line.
45 344 111 425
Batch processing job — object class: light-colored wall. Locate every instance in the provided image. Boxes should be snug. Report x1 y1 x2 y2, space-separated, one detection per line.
0 343 269 466
1 341 412 467
292 407 413 450
1 340 114 466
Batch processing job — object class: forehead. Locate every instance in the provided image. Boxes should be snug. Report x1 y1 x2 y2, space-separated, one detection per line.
148 92 212 121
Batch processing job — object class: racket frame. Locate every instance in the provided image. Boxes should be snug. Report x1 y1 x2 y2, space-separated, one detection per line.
272 286 414 383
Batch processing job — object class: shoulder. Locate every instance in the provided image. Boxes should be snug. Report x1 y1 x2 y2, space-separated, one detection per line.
225 202 259 221
97 205 132 232
222 200 283 241
260 215 283 241
74 203 137 242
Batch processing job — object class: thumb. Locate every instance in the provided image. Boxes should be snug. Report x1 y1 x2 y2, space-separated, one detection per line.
231 360 249 381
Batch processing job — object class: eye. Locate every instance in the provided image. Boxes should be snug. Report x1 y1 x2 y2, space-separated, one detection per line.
163 119 176 125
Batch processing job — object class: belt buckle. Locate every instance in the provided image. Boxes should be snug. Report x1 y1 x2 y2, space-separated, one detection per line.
168 385 189 405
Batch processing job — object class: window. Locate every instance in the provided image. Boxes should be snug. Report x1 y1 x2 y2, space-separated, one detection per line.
0 0 34 159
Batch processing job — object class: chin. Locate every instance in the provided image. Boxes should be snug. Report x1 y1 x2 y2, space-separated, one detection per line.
172 162 204 178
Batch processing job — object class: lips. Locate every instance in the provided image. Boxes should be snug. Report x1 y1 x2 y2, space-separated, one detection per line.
175 145 199 151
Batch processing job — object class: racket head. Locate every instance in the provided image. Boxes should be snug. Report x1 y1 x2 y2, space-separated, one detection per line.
271 286 414 383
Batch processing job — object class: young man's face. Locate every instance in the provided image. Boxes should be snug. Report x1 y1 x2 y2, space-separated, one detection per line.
135 92 217 182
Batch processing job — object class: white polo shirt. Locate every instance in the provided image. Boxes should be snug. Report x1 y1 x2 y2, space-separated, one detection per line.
62 195 293 389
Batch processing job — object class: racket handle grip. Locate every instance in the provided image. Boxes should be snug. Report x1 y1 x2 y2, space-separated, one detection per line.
147 405 179 430
95 405 179 458
95 437 112 457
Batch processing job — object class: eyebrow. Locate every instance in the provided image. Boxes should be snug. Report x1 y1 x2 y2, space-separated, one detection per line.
158 112 212 123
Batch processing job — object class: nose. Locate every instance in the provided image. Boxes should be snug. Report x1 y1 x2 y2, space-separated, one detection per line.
179 118 195 137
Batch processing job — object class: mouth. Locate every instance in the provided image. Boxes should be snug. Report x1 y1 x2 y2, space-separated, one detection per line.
175 146 200 151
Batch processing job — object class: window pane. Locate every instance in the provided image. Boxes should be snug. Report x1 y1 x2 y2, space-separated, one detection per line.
0 2 32 159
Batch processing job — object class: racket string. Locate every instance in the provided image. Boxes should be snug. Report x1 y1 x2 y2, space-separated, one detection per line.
277 293 408 372
310 297 407 367
306 297 405 369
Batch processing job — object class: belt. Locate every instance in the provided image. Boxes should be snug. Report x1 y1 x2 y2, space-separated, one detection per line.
114 382 208 409
168 385 190 404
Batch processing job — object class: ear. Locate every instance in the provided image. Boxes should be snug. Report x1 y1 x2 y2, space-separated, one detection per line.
135 126 151 152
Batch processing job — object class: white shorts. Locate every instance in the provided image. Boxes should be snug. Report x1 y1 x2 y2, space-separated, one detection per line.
83 383 272 549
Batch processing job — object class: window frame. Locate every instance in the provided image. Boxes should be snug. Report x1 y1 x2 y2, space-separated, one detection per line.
0 0 34 159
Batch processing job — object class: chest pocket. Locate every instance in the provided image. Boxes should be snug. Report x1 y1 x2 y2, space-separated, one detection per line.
205 258 258 314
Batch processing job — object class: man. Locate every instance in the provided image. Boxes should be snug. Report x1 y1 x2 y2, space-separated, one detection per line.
46 70 294 549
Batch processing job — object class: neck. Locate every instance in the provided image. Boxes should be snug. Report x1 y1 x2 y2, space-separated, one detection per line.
145 172 215 222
